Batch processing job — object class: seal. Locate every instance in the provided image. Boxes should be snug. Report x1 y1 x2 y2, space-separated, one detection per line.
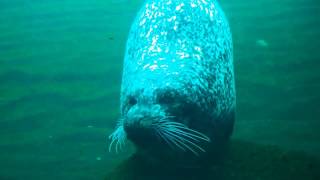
109 0 235 163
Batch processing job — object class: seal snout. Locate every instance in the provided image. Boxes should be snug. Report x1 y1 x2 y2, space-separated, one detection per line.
123 106 158 143
124 114 152 130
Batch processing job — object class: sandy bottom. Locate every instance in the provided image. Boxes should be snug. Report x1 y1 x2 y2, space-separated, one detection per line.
106 139 319 180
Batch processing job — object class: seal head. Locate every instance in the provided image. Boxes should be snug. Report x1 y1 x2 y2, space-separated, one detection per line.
109 0 235 163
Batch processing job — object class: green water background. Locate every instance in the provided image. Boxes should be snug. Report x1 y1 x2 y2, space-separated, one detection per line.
0 0 319 179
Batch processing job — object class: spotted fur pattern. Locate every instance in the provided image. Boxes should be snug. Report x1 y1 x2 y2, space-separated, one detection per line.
117 0 235 156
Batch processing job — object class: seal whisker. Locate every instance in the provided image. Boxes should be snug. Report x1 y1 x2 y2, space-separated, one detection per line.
162 127 205 152
159 124 205 141
153 120 190 152
115 136 122 153
156 116 176 123
152 118 211 155
159 122 210 142
158 127 188 152
119 137 126 150
108 135 116 153
156 127 185 151
165 128 204 143
108 125 127 153
160 127 202 155
157 123 210 142
160 126 204 152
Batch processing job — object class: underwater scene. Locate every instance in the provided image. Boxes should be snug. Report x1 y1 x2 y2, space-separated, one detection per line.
0 0 319 179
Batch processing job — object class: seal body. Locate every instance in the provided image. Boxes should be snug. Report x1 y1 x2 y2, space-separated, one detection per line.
110 0 235 164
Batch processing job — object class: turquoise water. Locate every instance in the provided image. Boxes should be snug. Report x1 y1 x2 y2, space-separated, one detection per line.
0 0 319 179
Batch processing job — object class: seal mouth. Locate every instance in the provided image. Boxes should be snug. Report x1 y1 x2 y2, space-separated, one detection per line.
123 116 158 146
109 115 210 155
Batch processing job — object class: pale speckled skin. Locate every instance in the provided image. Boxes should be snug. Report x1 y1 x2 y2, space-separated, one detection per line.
119 0 235 159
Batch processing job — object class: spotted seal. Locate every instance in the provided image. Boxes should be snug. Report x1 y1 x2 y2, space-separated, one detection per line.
109 0 235 163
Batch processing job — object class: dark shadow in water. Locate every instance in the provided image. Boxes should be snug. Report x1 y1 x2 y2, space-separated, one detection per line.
105 140 320 180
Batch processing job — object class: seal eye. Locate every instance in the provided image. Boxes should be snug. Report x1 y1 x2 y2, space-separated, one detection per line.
127 96 137 106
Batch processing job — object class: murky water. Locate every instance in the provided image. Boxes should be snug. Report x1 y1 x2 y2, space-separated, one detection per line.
0 0 319 179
